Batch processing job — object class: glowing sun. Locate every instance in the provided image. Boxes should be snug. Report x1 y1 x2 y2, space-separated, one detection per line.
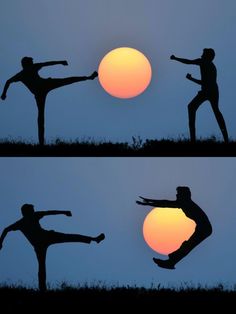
143 208 196 255
98 47 152 99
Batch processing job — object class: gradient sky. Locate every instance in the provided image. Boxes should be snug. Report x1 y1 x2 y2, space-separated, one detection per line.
0 158 235 289
0 1 236 143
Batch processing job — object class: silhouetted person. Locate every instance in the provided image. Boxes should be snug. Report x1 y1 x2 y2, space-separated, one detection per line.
0 57 98 145
136 186 212 269
170 49 229 143
0 204 105 292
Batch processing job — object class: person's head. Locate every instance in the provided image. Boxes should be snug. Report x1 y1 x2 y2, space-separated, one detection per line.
21 56 34 69
176 186 191 200
201 48 215 61
21 204 35 217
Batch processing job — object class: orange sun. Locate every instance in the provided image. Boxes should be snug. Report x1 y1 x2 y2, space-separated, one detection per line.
98 47 152 99
143 207 196 255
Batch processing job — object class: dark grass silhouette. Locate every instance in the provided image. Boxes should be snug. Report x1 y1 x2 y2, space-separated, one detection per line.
0 283 236 310
0 136 235 156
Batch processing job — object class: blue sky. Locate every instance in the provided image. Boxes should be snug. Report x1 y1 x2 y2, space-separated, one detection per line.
0 158 235 289
0 0 236 143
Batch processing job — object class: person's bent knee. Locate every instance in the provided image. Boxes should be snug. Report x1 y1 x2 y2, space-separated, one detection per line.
202 225 212 239
207 225 213 237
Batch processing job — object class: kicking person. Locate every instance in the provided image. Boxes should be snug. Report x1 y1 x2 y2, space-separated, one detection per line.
1 57 98 145
0 204 105 291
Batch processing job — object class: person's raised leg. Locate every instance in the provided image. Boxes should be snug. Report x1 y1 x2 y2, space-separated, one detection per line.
48 231 105 245
168 228 211 265
47 71 98 92
153 227 212 269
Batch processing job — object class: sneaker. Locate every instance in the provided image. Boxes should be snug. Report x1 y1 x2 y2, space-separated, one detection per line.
95 233 105 243
90 71 98 80
153 258 175 269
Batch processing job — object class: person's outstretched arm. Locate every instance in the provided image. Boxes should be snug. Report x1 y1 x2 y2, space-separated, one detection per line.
1 73 21 100
170 55 200 65
136 196 178 208
37 210 72 219
0 221 20 249
36 60 68 69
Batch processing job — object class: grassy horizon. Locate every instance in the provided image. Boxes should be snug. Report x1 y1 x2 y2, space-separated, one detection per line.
0 136 235 156
0 283 235 309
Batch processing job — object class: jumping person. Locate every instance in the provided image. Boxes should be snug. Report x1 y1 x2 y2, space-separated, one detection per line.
0 57 98 145
170 49 229 142
0 204 105 291
136 186 212 269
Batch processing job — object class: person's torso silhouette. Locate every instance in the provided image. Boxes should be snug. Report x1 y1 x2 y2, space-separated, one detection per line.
198 58 218 94
10 211 49 248
175 197 211 229
13 64 47 96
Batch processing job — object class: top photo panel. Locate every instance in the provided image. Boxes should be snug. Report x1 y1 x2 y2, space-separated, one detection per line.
0 0 235 157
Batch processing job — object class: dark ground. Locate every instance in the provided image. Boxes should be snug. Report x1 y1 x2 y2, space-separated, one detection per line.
0 137 235 156
0 284 235 312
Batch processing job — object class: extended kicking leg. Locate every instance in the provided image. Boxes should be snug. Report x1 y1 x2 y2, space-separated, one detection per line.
47 71 98 91
48 231 105 245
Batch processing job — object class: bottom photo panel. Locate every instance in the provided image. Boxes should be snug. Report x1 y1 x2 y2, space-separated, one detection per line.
0 157 235 307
